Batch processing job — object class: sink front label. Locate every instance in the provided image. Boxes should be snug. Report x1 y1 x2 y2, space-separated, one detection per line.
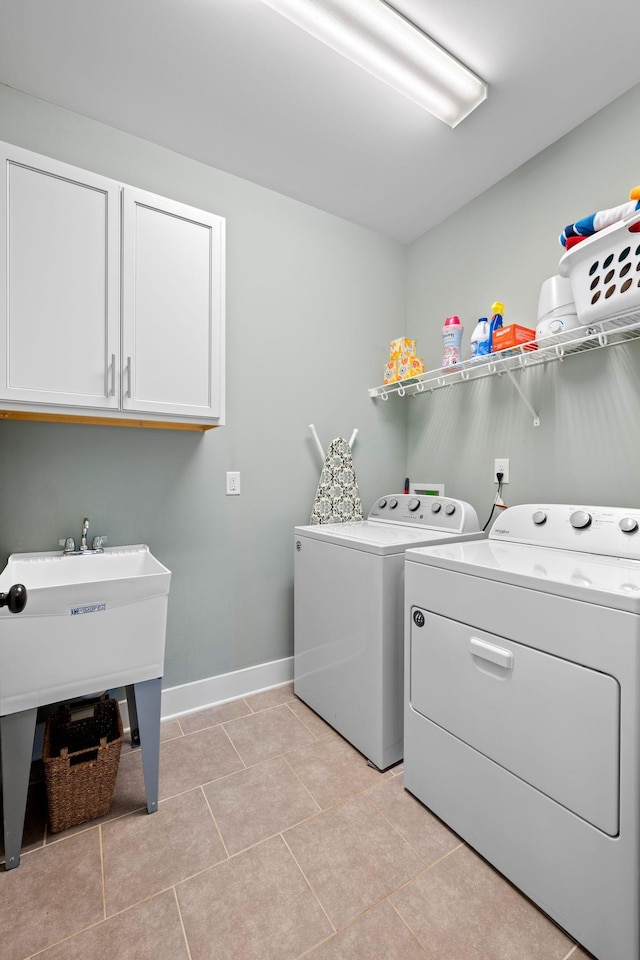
69 602 107 616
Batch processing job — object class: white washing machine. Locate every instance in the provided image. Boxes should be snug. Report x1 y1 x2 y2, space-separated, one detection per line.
294 494 483 770
404 503 640 960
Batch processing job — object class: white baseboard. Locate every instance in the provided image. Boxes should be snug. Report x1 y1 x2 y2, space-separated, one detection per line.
119 656 294 728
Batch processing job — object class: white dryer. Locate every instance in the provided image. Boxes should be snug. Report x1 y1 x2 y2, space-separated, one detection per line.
404 503 640 960
294 494 483 770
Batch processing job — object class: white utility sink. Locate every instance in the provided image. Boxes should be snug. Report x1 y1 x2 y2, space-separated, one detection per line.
0 545 171 715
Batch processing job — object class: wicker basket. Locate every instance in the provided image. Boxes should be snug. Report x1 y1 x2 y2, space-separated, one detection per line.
559 211 640 325
43 696 123 833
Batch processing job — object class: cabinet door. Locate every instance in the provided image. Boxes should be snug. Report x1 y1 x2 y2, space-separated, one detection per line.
0 142 120 409
121 188 225 422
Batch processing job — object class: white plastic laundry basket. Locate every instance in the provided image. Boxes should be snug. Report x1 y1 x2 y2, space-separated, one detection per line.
559 211 640 325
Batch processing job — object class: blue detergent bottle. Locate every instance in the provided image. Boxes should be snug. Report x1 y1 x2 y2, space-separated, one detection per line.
488 301 504 351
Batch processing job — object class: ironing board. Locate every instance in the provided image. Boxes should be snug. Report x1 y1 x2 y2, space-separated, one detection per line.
310 437 363 524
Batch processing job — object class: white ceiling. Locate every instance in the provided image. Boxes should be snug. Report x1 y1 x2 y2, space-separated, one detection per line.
1 0 639 243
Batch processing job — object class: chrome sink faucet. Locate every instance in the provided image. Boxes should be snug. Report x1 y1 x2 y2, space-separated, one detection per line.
80 517 90 552
62 517 108 555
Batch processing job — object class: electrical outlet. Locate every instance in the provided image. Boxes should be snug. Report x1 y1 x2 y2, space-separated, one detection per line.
226 471 241 495
494 458 509 483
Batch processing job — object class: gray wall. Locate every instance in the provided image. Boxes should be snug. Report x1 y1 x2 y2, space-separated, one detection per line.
405 82 640 522
0 84 407 689
4 78 640 693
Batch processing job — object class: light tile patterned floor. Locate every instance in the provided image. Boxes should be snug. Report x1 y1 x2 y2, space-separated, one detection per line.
0 683 595 960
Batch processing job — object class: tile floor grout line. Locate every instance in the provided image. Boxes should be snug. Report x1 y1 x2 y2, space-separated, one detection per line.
284 700 329 741
205 814 323 863
243 699 294 718
387 895 435 959
219 719 248 769
25 887 194 959
99 823 107 920
280 831 337 934
41 808 49 848
381 854 446 902
281 752 323 813
362 786 464 870
199 784 230 860
291 901 387 960
172 885 194 960
360 791 436 868
159 731 185 744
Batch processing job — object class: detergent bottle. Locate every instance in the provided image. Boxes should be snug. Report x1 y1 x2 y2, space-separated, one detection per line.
488 301 504 352
469 317 491 359
441 315 463 367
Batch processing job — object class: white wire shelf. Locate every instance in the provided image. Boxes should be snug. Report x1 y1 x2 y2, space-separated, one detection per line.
368 308 640 425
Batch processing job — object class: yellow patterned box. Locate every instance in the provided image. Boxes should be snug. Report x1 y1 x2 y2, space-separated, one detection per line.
398 354 412 379
383 359 399 383
410 356 425 376
390 338 416 360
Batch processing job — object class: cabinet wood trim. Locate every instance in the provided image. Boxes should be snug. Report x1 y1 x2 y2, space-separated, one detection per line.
0 410 217 431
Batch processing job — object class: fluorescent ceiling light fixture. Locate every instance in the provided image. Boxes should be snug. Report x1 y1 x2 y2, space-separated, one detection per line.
258 0 487 127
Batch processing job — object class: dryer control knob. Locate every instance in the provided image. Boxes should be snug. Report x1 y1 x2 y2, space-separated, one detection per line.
570 510 592 529
377 498 387 509
430 502 442 513
532 510 547 525
620 517 639 533
444 503 456 515
408 498 420 512
389 498 398 509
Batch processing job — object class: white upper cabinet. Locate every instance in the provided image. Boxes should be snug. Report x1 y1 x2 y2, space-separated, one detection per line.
121 188 225 421
0 143 120 409
0 141 225 428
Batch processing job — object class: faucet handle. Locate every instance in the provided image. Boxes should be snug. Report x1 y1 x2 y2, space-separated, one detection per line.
63 537 76 554
92 536 108 552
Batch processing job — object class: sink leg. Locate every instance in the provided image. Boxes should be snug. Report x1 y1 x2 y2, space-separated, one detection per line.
125 685 140 747
131 678 161 815
1 708 37 870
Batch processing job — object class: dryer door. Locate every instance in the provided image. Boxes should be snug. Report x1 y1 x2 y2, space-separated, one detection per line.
409 608 620 835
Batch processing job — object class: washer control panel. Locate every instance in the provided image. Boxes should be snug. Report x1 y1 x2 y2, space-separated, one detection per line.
368 495 479 534
490 503 640 560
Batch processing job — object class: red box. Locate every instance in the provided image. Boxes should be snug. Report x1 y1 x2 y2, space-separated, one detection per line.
491 324 537 352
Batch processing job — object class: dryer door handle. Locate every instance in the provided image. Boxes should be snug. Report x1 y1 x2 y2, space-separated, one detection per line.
469 637 514 670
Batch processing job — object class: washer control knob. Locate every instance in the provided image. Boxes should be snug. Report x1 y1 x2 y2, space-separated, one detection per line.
620 517 639 533
532 510 547 525
444 503 456 515
377 498 387 509
570 510 592 530
388 498 398 509
408 498 420 512
431 502 441 513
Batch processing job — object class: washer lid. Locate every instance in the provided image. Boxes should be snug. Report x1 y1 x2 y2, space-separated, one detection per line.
405 538 640 613
295 520 484 556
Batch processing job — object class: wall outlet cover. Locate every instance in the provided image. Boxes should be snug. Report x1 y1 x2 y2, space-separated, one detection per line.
494 459 510 483
226 471 241 495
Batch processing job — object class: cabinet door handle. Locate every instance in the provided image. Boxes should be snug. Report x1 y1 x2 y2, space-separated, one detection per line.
125 356 132 398
108 353 116 397
469 637 513 670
